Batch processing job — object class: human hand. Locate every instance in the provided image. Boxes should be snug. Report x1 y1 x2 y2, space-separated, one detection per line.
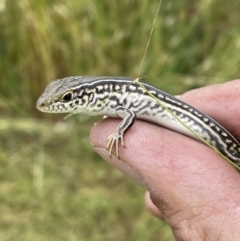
90 79 240 240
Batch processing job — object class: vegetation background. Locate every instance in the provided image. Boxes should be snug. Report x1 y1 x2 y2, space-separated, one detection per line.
1 0 240 240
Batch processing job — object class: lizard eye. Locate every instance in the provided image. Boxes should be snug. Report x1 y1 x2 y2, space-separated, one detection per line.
62 92 72 101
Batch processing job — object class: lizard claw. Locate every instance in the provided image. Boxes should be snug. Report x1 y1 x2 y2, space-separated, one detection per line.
106 131 125 159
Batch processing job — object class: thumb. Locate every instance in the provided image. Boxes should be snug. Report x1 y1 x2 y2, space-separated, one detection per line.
90 117 240 241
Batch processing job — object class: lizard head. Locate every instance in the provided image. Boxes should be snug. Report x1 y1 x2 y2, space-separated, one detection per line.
36 76 93 114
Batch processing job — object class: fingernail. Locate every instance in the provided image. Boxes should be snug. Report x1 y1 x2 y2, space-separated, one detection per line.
94 147 149 189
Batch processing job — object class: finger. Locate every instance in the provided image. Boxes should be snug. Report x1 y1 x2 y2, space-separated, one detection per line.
144 191 164 219
90 118 240 240
180 79 240 137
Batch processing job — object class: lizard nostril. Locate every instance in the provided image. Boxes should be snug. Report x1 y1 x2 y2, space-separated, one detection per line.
36 98 46 109
40 102 45 107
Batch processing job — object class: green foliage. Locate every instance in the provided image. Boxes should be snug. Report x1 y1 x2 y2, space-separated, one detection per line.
0 118 173 241
1 0 240 115
1 0 240 240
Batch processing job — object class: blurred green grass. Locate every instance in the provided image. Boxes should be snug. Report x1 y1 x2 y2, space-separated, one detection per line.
1 0 240 240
